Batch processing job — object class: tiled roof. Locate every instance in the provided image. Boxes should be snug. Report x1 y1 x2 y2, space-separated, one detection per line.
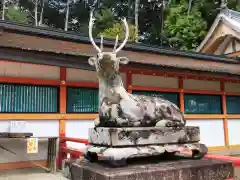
197 8 240 52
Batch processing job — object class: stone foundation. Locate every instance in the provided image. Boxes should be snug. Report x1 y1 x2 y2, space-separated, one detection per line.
85 143 208 164
70 158 234 180
89 126 200 146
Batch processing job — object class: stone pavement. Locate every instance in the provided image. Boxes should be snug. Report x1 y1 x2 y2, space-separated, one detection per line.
0 168 67 180
235 168 240 178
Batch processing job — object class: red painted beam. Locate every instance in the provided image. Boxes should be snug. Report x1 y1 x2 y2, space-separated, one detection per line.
60 137 88 145
61 147 83 158
205 154 240 167
60 137 240 170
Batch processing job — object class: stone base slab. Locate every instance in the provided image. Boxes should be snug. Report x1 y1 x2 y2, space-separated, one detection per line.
84 143 208 164
88 126 200 146
70 158 234 180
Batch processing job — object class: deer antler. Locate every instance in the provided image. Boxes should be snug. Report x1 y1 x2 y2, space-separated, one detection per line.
114 18 129 53
113 35 119 51
89 10 102 54
100 35 104 51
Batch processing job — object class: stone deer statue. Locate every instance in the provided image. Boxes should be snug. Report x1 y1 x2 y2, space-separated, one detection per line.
88 11 186 127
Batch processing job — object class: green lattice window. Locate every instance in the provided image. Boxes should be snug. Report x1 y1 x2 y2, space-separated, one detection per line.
0 84 59 113
67 87 99 113
184 94 222 114
226 96 240 114
132 90 179 106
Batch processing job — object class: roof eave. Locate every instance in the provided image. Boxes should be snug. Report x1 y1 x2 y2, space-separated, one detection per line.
197 9 240 52
197 14 224 52
1 20 240 64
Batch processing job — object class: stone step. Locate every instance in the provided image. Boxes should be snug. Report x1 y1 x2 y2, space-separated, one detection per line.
88 126 200 147
70 159 234 180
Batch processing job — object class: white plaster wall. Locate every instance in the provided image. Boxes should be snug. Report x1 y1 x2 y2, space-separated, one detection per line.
0 61 60 80
224 41 233 54
225 40 240 54
65 120 94 149
225 82 240 93
228 119 240 145
0 120 59 137
183 79 220 91
0 120 59 163
132 74 178 88
66 68 98 82
235 41 240 51
186 119 225 147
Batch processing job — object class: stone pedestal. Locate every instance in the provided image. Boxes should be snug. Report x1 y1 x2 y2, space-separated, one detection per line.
89 126 200 146
70 158 234 180
85 126 207 165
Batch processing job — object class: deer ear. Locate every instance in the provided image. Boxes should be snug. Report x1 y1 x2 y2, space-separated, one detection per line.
118 57 129 65
88 57 96 66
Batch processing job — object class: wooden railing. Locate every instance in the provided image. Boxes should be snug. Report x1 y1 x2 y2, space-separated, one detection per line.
58 137 88 169
58 137 240 179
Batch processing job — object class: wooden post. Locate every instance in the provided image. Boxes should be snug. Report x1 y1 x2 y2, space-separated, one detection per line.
179 77 184 113
221 81 229 149
127 71 133 94
59 67 67 169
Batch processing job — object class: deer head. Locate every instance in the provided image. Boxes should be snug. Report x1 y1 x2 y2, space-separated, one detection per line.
88 11 130 76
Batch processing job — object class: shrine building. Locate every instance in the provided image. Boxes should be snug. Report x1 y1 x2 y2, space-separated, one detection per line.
0 13 240 169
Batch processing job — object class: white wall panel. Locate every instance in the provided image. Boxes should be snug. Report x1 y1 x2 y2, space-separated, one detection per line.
228 119 240 145
65 120 94 149
186 119 225 147
0 120 59 137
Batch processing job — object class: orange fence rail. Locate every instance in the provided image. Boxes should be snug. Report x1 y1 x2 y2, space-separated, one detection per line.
58 137 88 169
205 154 240 167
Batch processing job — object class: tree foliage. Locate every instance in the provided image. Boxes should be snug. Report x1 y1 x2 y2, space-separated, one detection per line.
99 22 138 42
5 6 30 24
164 1 207 50
2 0 240 51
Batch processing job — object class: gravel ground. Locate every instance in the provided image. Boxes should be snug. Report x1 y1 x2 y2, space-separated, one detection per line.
0 168 67 180
235 167 240 178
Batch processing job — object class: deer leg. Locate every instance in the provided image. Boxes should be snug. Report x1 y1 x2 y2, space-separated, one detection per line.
156 119 185 127
155 119 172 127
94 117 100 127
115 117 130 126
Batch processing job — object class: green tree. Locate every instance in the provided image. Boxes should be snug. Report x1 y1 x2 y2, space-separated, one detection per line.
5 5 30 24
99 22 138 42
94 8 116 35
164 1 207 50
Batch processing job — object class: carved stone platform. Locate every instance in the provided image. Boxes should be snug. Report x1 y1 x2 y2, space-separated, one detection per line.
89 126 200 146
85 126 207 166
84 143 208 166
70 158 234 180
